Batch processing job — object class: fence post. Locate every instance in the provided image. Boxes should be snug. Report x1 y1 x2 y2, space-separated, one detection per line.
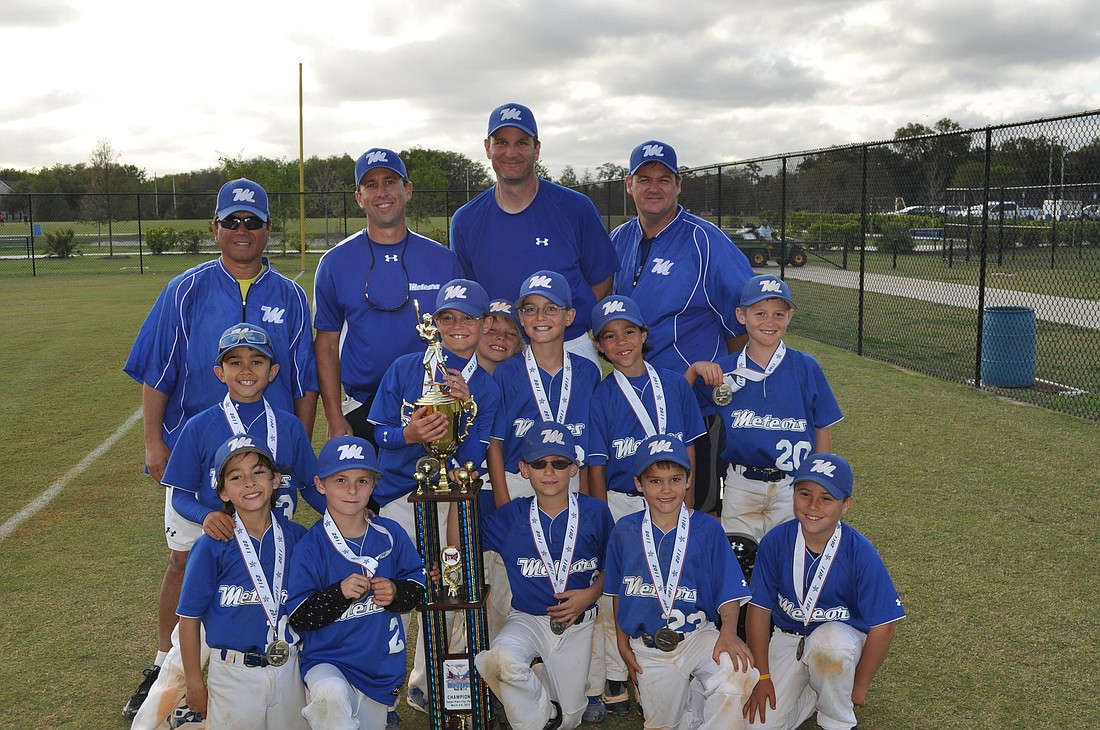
779 157 788 252
858 145 867 356
137 193 144 274
27 194 36 276
974 128 992 388
716 165 723 229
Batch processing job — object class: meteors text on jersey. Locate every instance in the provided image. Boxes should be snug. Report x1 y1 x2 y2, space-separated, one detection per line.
777 595 851 622
623 576 698 603
728 410 808 431
517 557 599 578
337 598 386 621
218 585 289 607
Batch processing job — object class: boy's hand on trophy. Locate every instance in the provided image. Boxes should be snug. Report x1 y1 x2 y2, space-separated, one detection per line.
403 406 450 444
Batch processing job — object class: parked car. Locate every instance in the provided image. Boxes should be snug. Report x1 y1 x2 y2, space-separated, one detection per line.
894 205 938 216
1041 199 1083 221
967 201 1040 220
938 205 968 216
1083 204 1100 221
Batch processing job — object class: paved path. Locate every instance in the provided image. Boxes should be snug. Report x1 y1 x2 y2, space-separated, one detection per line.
783 266 1100 330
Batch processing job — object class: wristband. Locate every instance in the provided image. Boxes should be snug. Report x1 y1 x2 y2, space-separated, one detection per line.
758 673 771 681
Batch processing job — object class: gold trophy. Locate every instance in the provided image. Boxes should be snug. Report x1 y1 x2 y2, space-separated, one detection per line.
403 301 478 493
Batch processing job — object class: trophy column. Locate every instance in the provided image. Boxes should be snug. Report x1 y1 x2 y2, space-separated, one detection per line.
410 478 491 730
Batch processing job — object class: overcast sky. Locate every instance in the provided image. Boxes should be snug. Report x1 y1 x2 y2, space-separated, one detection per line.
3 0 1098 181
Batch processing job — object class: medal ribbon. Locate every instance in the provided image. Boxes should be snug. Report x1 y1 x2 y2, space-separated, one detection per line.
221 394 278 459
613 363 666 436
232 515 286 639
722 341 786 394
641 504 690 623
525 347 572 424
793 523 842 629
322 511 395 577
529 493 579 595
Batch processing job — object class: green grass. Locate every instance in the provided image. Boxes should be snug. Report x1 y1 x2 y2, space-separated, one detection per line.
0 266 1098 729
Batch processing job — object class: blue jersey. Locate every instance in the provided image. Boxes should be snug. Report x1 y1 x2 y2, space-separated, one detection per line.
450 180 619 340
490 352 602 471
367 349 500 507
610 208 754 377
286 515 426 705
588 368 706 494
313 230 463 401
749 520 905 635
163 398 322 521
695 346 842 471
604 509 749 638
177 515 308 652
124 258 317 449
482 494 613 616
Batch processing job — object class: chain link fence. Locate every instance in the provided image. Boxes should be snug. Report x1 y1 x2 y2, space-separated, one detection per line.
3 111 1097 420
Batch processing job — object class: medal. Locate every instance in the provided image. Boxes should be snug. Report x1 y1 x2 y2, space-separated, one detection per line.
796 636 805 661
550 620 566 635
266 639 291 666
654 627 681 652
712 384 733 407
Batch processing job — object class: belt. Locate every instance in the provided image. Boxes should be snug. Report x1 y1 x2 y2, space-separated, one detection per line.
218 648 282 668
778 627 805 637
574 606 598 626
613 489 644 498
639 631 685 649
733 465 789 482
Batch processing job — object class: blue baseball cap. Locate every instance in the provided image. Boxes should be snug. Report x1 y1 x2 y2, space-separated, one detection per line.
591 294 645 336
487 298 522 329
629 140 679 176
792 453 854 499
521 421 576 463
354 147 408 186
515 269 572 308
740 274 795 308
316 436 382 479
488 102 538 139
214 435 275 487
216 322 275 363
216 178 269 222
435 278 489 319
634 433 691 477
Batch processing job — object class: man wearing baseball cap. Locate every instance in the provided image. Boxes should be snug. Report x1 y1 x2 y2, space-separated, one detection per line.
610 140 756 516
123 180 319 718
314 147 463 445
450 103 620 364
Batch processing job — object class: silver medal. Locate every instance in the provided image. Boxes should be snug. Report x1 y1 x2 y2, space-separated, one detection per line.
712 384 733 407
266 639 291 667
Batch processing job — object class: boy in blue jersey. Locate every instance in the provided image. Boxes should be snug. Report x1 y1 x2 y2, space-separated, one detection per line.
686 275 842 545
743 454 904 730
474 422 614 730
604 434 758 730
131 323 320 730
586 294 707 719
367 278 500 717
288 436 428 730
178 436 309 730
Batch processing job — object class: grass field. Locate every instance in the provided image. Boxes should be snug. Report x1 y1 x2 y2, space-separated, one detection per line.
0 263 1098 729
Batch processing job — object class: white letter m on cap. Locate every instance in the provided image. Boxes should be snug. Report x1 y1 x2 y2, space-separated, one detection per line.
232 187 256 203
337 444 365 461
528 275 553 289
365 150 389 164
760 279 783 294
642 144 665 158
648 439 673 455
808 459 836 477
542 429 565 445
229 436 254 450
500 108 523 121
444 285 468 300
602 300 626 315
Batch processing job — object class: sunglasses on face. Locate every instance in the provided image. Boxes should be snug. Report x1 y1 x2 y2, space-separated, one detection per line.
218 329 271 350
217 216 266 231
527 458 573 471
517 304 567 317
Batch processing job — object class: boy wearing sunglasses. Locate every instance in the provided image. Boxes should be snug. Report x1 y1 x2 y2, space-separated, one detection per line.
474 421 614 730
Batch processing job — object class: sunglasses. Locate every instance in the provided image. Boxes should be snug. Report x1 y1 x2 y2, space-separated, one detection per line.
218 329 271 350
527 458 573 471
218 215 266 231
517 304 567 317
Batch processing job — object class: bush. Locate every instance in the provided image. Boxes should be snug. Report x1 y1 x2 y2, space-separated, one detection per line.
43 228 79 258
145 227 178 254
879 222 914 253
423 228 450 247
177 228 207 254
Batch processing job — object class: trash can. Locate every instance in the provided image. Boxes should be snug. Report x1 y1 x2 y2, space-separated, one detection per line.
981 306 1036 388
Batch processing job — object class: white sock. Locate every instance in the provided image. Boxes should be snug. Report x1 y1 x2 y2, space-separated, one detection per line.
154 650 169 667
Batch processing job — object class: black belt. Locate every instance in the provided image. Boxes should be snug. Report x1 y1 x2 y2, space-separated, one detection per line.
778 628 805 637
640 631 685 648
736 465 789 482
220 648 271 668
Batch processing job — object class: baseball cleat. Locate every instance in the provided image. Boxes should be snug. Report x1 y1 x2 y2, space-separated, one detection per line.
386 709 401 729
602 680 631 715
582 695 607 723
121 665 160 719
406 686 430 714
543 700 563 730
167 703 206 728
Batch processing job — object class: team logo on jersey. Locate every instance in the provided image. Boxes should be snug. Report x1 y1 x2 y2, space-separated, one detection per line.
409 283 443 291
729 410 808 432
517 557 599 578
777 596 850 623
443 284 468 300
490 301 513 313
806 458 837 477
602 299 627 316
338 597 385 621
641 143 666 159
363 149 390 165
385 254 399 262
623 576 697 602
650 258 674 276
232 187 257 204
260 305 285 324
337 443 365 461
646 438 674 457
512 418 535 438
499 107 524 122
534 237 549 247
540 428 565 446
527 274 553 289
218 584 289 607
611 432 684 460
759 279 784 294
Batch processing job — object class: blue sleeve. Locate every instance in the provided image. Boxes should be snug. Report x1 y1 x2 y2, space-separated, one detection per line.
287 283 318 395
449 208 476 280
674 376 707 443
177 536 220 617
602 523 624 597
289 422 324 515
172 486 214 525
480 502 511 554
587 384 611 465
313 253 344 333
368 357 412 443
808 358 843 429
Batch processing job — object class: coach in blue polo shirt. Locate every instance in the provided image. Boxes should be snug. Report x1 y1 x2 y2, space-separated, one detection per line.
314 148 463 443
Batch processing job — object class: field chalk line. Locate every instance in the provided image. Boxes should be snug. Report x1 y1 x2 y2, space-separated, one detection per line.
1 269 306 545
0 407 142 545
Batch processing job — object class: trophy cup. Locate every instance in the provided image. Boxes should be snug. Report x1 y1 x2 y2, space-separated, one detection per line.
403 301 478 493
